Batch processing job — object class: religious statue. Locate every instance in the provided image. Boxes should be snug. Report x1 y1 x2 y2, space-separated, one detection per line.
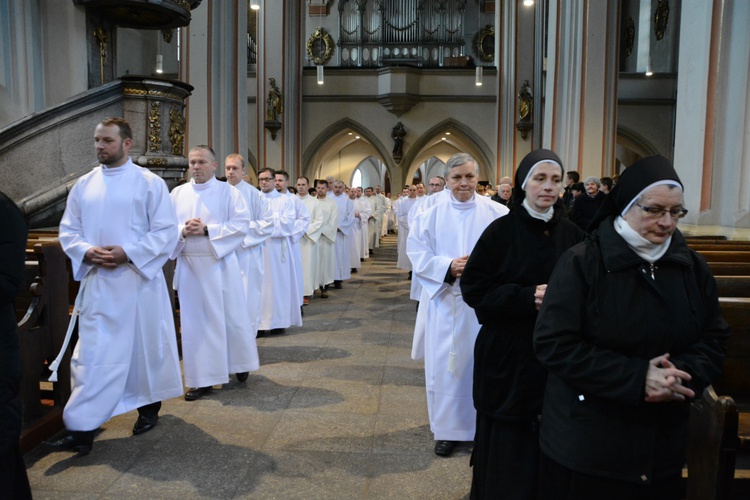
518 80 532 122
266 78 283 122
391 122 406 161
516 80 534 140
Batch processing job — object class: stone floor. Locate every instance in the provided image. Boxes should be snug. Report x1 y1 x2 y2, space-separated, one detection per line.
24 234 473 499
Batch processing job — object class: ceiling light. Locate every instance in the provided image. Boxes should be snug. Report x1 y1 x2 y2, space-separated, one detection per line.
250 0 260 10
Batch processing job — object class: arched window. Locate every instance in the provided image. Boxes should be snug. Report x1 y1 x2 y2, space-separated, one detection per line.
351 168 362 188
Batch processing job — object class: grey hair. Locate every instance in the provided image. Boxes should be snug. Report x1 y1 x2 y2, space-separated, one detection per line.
583 176 601 188
445 153 479 176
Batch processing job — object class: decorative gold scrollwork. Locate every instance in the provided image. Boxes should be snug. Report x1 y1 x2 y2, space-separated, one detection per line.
147 157 169 166
306 27 334 65
148 102 162 153
169 107 186 156
475 25 495 63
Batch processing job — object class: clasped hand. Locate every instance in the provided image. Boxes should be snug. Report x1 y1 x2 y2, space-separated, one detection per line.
450 255 469 278
644 353 695 403
183 218 206 237
85 246 128 268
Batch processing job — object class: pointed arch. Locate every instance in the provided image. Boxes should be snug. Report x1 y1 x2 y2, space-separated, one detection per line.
302 118 396 183
399 119 495 185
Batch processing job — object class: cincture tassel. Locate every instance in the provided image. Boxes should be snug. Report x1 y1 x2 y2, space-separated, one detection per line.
48 274 89 382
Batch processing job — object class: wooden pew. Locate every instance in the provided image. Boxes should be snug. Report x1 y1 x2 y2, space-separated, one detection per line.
714 298 750 409
17 239 73 453
715 277 750 298
698 251 750 263
709 263 750 277
686 386 738 500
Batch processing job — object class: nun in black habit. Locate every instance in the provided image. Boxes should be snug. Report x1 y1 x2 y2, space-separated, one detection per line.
460 149 585 500
533 155 728 499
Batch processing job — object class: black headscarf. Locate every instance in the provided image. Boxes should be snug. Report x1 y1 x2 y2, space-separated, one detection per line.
588 155 682 231
512 149 564 207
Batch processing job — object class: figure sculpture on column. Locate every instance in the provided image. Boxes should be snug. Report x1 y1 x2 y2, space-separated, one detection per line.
265 78 283 140
391 122 406 162
266 78 283 122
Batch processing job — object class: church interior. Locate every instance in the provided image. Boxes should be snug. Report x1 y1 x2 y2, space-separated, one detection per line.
2 0 750 497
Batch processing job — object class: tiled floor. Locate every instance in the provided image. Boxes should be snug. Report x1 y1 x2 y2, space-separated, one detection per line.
24 234 473 499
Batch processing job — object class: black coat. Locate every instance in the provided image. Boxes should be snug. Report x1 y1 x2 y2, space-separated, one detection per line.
0 192 28 453
461 205 584 421
569 190 605 230
534 217 729 484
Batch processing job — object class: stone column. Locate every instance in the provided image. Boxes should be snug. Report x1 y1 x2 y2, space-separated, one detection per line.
542 0 619 179
675 0 750 230
183 1 248 172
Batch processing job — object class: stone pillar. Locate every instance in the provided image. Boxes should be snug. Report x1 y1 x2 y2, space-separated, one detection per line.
675 0 750 230
183 1 248 172
542 0 618 178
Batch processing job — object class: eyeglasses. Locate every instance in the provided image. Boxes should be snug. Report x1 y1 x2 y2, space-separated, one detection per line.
258 177 274 182
634 204 688 219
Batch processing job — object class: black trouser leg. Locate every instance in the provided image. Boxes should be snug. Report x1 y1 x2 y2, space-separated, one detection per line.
137 401 161 417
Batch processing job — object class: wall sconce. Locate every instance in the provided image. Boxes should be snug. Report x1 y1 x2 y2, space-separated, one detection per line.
317 65 324 85
250 0 260 10
523 0 534 6
645 57 653 76
155 54 163 74
475 66 483 86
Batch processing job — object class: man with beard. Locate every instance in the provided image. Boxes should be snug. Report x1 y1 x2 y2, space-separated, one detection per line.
51 117 183 452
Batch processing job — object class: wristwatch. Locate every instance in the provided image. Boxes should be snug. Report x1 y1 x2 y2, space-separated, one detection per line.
203 226 209 236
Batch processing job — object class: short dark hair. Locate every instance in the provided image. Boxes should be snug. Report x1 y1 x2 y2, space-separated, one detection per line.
99 117 133 140
259 167 276 177
275 170 289 181
571 182 584 192
567 171 580 183
189 145 216 162
315 179 329 188
600 177 613 190
297 176 309 184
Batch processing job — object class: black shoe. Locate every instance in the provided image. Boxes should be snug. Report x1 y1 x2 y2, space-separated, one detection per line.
46 431 94 455
351 268 358 273
257 330 269 337
360 258 365 262
236 372 249 382
133 414 158 435
320 288 329 298
369 250 373 256
270 328 285 335
333 281 342 289
185 386 212 401
408 271 412 281
434 440 455 457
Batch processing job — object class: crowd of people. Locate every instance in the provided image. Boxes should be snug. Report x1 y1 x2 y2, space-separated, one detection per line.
401 151 728 499
45 117 400 456
3 116 728 500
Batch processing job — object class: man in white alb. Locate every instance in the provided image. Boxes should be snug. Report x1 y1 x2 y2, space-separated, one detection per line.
52 117 183 453
396 185 418 277
224 154 273 343
258 167 301 334
315 179 338 294
330 180 355 288
296 176 323 302
355 187 371 261
407 152 509 457
170 145 256 401
347 187 363 273
275 170 309 312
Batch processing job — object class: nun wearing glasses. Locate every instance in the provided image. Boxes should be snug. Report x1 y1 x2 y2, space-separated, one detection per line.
534 155 728 499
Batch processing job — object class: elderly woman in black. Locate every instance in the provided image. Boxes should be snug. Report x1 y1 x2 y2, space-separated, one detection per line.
460 149 585 499
534 156 728 499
